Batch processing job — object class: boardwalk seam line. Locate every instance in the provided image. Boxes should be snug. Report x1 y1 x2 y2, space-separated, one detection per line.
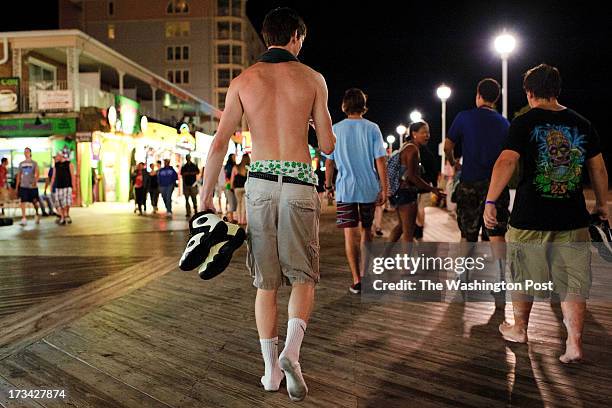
0 257 176 360
42 339 177 408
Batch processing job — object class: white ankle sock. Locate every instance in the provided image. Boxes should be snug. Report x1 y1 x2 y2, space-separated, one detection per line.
280 318 307 363
259 337 283 391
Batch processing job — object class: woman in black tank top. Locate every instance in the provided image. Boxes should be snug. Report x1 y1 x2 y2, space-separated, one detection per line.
389 122 445 242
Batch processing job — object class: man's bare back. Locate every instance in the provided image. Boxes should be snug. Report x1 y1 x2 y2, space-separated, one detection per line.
230 57 334 163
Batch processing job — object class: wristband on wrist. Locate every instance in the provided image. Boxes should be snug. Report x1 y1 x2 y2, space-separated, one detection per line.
325 185 333 190
485 200 496 206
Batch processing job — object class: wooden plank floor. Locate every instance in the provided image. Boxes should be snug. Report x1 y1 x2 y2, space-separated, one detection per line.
0 203 611 407
0 257 146 317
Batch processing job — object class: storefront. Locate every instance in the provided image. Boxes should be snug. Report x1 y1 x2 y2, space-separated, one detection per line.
0 116 77 196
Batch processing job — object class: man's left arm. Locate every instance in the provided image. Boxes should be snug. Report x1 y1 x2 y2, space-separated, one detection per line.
201 78 244 210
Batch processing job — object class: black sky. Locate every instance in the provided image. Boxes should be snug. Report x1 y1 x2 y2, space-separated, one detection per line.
2 1 611 159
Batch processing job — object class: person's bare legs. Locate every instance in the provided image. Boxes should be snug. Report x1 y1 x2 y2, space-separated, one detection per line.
499 293 533 343
389 221 402 243
360 225 373 281
287 282 315 323
20 201 27 224
255 289 278 339
344 227 361 284
374 205 383 233
559 294 586 363
398 203 417 242
416 199 425 228
489 235 506 309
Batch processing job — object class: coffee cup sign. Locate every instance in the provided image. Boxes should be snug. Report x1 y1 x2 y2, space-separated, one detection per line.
0 78 20 113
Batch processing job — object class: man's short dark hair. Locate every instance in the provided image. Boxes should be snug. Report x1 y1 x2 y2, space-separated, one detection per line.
477 78 501 104
523 64 562 100
262 7 307 47
342 88 368 115
1 157 7 163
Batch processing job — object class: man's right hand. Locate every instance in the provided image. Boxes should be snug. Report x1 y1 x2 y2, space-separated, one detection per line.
326 188 334 201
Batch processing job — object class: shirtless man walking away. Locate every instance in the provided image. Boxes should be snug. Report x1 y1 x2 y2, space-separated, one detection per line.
200 8 335 402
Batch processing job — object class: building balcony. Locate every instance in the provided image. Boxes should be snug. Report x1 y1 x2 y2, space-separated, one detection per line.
14 80 115 114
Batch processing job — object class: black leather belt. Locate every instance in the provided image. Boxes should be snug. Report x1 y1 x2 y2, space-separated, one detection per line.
248 172 314 187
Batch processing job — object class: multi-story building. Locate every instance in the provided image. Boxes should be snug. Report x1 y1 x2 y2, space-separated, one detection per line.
59 0 266 113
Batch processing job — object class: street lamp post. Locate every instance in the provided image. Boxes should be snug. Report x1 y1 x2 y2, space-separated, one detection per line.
494 33 516 118
409 110 422 123
395 126 406 148
436 85 451 174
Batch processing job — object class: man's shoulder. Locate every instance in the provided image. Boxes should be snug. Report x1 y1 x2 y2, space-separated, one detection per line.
564 108 592 127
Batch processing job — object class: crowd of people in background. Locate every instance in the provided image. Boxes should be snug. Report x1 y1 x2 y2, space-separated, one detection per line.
123 152 255 225
0 148 262 226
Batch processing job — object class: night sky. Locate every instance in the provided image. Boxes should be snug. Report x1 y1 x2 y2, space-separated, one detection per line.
246 1 611 163
3 1 611 162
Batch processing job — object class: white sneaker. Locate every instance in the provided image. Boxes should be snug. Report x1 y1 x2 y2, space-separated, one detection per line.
20 218 27 226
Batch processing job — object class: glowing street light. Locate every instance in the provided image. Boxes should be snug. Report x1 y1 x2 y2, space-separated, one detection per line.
409 110 422 123
386 135 396 145
494 33 516 56
396 125 407 137
494 32 517 118
436 85 451 101
437 85 451 174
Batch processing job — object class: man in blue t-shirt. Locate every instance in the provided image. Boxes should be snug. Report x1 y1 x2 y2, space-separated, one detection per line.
444 78 510 242
158 158 178 218
325 88 388 294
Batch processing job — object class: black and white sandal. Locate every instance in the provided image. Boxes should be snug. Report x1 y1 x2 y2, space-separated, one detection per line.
198 222 246 280
179 211 228 271
589 213 612 262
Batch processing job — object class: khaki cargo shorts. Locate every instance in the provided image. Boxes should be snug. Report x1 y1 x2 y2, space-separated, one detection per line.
245 176 321 290
506 226 591 298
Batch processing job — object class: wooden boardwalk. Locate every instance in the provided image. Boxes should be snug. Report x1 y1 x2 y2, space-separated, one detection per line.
0 203 611 407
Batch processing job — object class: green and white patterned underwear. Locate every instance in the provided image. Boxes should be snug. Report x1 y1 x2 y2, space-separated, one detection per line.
249 160 318 185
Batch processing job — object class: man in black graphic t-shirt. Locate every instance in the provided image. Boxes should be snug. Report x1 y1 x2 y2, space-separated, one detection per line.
484 64 609 364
